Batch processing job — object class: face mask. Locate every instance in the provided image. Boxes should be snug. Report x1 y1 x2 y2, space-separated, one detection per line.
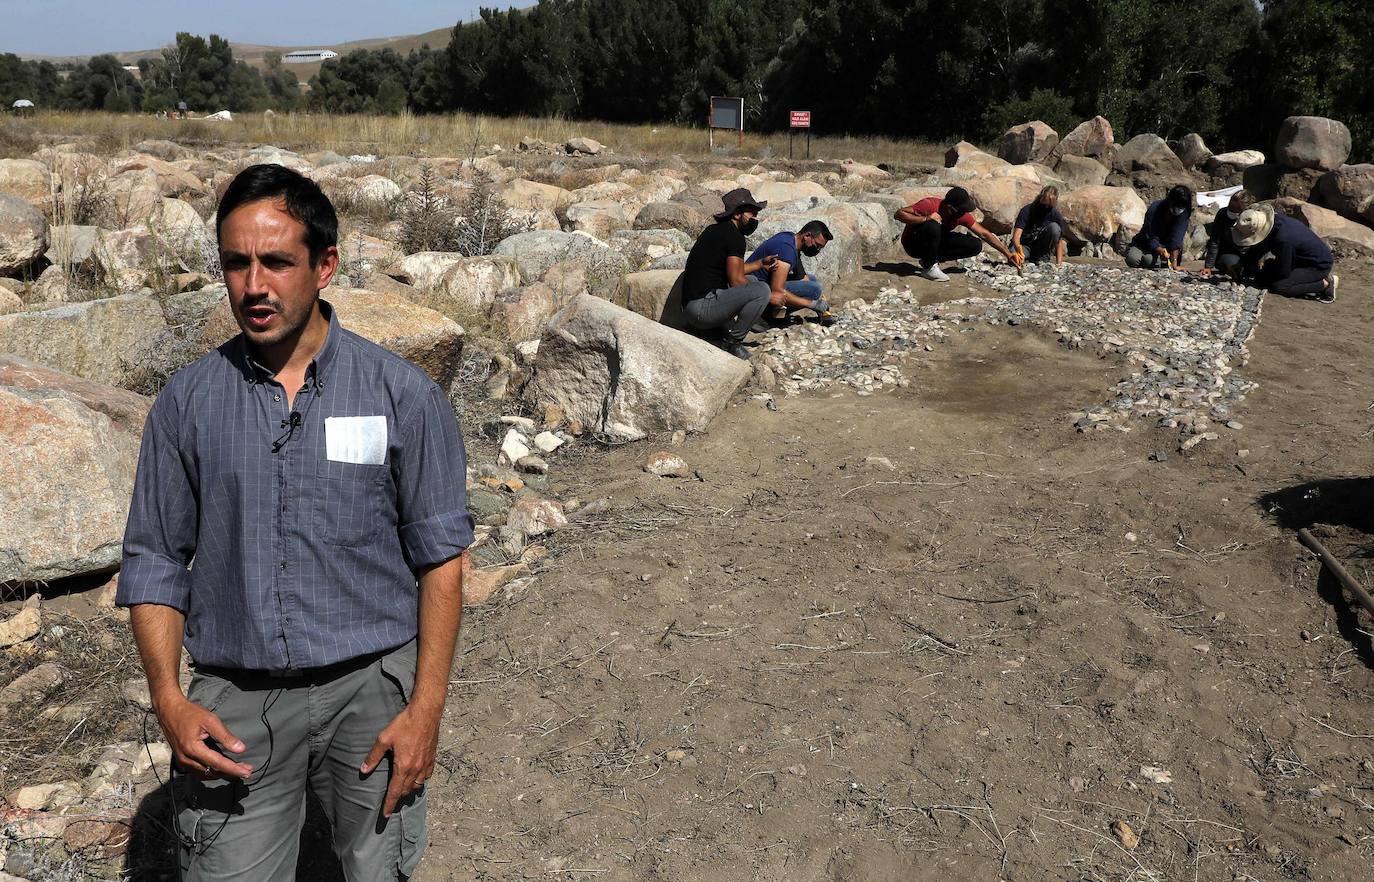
1171 206 1186 216
740 218 759 236
1226 209 1241 221
801 244 821 257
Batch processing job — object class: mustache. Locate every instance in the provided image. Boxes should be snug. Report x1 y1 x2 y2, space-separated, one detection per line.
240 297 284 312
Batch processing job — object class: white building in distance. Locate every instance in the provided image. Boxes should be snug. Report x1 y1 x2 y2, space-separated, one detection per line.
282 50 338 64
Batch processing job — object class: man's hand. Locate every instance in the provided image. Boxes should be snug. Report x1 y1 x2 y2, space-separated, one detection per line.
156 694 252 780
361 703 442 817
1199 266 1213 277
761 254 778 270
768 289 788 307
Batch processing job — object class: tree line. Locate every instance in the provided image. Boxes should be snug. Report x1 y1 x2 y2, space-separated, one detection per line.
2 0 1370 158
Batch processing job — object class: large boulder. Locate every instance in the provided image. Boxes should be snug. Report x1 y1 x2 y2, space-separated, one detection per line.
633 201 708 237
489 282 573 342
999 122 1059 165
1274 198 1374 257
116 154 209 197
45 224 102 273
566 199 636 239
201 288 466 386
0 356 151 584
1112 134 1186 175
384 251 466 289
565 137 604 155
748 202 893 290
153 198 213 265
1058 185 1147 247
1275 116 1352 172
952 150 1012 176
1177 134 1212 169
101 168 162 228
527 294 751 441
623 269 683 321
671 185 731 221
0 158 55 207
1313 164 1374 226
94 227 162 293
354 174 402 203
0 292 167 387
751 180 832 206
965 177 1042 235
428 255 522 314
0 194 49 275
1058 116 1115 159
1242 164 1324 202
499 178 573 212
1053 154 1109 191
609 228 693 270
492 230 629 301
1203 150 1266 177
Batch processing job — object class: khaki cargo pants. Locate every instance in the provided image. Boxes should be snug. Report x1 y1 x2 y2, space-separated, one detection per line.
173 640 426 881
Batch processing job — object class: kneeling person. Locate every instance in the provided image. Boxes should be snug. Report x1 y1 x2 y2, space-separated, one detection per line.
748 220 835 325
1234 203 1338 302
1126 185 1192 269
681 188 778 359
1012 186 1067 266
896 186 1017 280
1201 189 1253 279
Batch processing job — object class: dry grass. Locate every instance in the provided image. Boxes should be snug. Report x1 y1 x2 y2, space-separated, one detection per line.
11 110 947 168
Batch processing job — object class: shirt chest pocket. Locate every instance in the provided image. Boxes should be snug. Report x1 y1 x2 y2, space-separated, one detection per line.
314 459 390 547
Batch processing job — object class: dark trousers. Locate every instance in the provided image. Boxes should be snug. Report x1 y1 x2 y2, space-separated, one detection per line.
1256 263 1328 297
902 220 983 267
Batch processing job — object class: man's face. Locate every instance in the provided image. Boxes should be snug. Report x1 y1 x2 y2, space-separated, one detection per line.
219 198 337 349
940 202 962 220
800 232 828 256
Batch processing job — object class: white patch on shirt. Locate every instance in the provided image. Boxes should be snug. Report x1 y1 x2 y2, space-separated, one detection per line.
325 416 387 465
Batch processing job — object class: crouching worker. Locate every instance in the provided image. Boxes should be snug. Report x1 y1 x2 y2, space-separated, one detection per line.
896 186 1017 281
1126 184 1193 269
1012 186 1067 266
748 220 836 326
1234 202 1338 303
1201 190 1253 279
681 188 779 359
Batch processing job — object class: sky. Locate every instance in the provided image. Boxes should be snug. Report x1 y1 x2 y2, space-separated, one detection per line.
0 0 504 57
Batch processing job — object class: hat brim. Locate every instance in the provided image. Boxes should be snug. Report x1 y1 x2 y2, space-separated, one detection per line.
713 200 767 220
1233 212 1274 248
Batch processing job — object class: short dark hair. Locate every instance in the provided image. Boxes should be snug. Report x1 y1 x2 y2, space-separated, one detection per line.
944 186 977 214
800 220 832 240
216 163 338 266
1167 184 1194 211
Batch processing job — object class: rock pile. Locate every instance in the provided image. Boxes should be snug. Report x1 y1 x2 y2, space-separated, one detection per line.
758 258 1264 439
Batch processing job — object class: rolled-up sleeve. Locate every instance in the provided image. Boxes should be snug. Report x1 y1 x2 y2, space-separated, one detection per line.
394 384 474 570
118 408 197 611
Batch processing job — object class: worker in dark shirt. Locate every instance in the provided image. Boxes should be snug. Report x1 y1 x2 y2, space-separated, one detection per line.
1234 202 1338 302
680 188 779 359
1126 184 1193 269
1011 186 1068 266
1201 190 1253 279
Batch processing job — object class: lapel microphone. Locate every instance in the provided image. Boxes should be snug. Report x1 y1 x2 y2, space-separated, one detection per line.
271 411 303 453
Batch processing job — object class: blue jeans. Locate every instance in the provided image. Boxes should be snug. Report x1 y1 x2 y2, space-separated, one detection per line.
783 278 827 313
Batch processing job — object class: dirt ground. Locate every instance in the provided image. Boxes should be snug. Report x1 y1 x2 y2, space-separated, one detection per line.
406 251 1374 882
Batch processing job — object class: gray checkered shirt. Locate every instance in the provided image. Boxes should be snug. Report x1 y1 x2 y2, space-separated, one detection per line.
118 300 473 671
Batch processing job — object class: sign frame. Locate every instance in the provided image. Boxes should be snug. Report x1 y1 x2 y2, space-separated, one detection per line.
708 95 745 149
789 110 812 159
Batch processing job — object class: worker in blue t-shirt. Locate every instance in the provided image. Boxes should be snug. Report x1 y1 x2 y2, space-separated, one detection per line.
747 220 836 327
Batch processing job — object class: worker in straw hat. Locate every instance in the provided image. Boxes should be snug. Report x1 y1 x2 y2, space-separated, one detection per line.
1234 203 1338 303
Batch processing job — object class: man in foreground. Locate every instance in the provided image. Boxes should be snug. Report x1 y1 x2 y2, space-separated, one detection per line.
119 163 473 879
895 186 1017 280
681 187 778 358
747 219 836 326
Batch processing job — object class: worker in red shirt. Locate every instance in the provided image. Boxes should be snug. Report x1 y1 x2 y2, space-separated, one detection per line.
895 186 1017 281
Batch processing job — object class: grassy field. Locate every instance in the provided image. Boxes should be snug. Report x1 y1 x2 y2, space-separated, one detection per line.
2 109 949 168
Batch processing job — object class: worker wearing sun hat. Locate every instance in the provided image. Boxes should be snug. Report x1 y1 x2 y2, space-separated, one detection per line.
1234 203 1338 303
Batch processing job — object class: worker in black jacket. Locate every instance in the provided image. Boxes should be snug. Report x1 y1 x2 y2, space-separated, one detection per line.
1234 203 1338 302
1201 190 1253 279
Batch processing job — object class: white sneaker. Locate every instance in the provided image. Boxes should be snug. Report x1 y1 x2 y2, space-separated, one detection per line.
922 264 950 282
1318 274 1338 303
